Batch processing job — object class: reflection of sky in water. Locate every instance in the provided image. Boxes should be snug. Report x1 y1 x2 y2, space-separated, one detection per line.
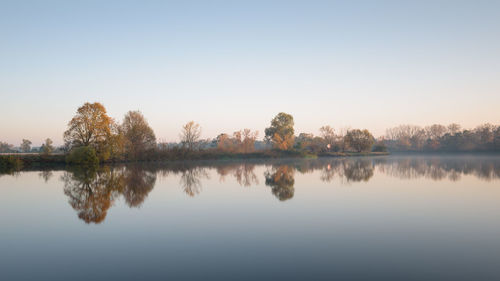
1 156 500 280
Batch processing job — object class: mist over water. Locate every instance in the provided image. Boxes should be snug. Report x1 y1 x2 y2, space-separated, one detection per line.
1 155 500 280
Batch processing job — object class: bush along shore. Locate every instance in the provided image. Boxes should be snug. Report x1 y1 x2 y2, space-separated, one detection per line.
0 149 389 173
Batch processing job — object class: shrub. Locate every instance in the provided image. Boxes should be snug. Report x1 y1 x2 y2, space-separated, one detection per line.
0 156 23 172
66 146 99 166
372 143 388 152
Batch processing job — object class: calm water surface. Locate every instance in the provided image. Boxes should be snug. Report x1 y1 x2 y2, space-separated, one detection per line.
1 155 500 280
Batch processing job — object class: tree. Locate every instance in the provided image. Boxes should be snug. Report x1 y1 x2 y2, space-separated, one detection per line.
216 129 258 153
241 129 258 153
41 138 54 155
20 139 32 153
426 124 447 140
121 111 156 160
264 112 295 150
0 142 14 153
180 121 201 150
344 129 374 152
216 133 232 151
319 126 336 150
447 123 461 135
295 133 314 150
63 102 115 160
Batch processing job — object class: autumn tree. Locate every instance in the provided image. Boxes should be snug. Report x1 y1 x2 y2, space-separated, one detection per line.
41 138 54 155
121 111 156 160
264 112 295 150
63 102 116 161
21 139 32 153
217 129 258 153
180 121 201 150
241 129 258 153
344 129 374 152
216 133 232 151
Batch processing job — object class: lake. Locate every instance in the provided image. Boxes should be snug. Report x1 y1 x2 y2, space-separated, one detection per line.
1 155 500 280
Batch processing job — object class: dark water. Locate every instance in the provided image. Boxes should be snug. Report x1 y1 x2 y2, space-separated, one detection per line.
1 155 500 280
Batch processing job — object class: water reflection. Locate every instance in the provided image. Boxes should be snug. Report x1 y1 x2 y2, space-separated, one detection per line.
62 167 118 224
217 163 259 187
58 156 500 223
62 165 157 223
179 167 209 197
265 165 295 201
320 159 374 183
375 156 500 181
38 170 53 182
120 166 156 207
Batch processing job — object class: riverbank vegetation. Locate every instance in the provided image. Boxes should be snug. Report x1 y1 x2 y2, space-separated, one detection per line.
59 102 385 164
385 124 500 152
2 102 499 170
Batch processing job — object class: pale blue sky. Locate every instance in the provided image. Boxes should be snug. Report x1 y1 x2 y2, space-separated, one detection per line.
1 0 499 145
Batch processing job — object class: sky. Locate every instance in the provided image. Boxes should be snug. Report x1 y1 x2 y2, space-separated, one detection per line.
1 0 499 146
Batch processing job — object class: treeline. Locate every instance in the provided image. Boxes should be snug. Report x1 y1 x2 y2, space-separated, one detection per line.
0 138 56 154
57 103 385 164
3 102 499 166
385 124 500 152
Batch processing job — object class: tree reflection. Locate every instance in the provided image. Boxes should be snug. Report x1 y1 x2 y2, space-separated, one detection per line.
341 159 374 182
121 166 157 207
57 156 500 223
319 159 374 183
373 156 500 182
38 170 53 182
233 164 259 186
265 165 295 201
62 167 123 224
62 165 156 223
180 167 209 197
216 163 258 187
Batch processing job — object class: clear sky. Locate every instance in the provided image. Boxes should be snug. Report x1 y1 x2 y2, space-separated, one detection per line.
1 0 499 145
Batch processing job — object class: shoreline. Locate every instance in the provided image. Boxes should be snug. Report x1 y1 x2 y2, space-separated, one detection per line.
1 151 389 172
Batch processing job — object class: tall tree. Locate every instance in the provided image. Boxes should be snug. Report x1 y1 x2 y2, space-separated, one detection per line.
241 129 258 153
41 138 54 155
319 125 336 150
63 102 115 160
180 121 201 150
344 129 374 152
121 111 156 159
21 139 32 153
264 112 294 150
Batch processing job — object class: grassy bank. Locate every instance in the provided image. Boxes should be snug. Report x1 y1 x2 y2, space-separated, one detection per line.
0 150 389 173
319 151 390 157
